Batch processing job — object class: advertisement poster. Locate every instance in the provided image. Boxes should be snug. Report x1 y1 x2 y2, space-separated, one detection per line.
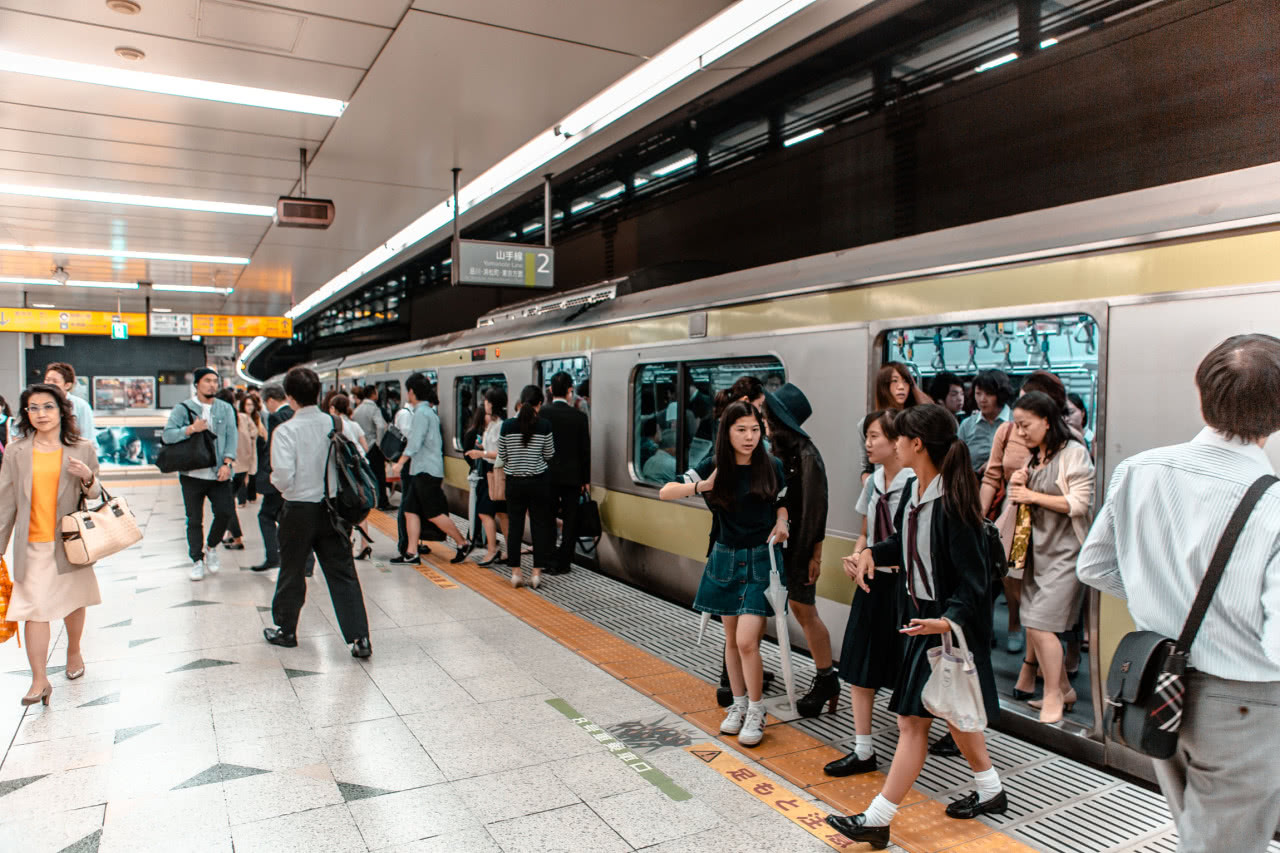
93 376 156 410
95 425 163 468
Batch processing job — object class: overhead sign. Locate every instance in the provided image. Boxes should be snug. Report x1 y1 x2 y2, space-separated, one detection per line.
192 314 293 338
455 240 554 289
205 338 235 358
0 308 147 336
111 322 128 340
149 312 193 336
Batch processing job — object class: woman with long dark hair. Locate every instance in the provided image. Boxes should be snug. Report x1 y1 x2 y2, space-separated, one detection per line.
829 405 1006 846
660 400 789 748
873 362 931 412
467 388 509 566
0 384 102 706
1006 392 1094 723
496 385 555 588
237 395 266 505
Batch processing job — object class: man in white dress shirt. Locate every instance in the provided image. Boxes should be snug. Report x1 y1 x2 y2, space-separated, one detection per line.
1078 334 1280 853
262 366 371 659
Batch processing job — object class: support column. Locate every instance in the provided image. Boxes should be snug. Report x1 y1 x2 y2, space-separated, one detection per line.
0 332 27 409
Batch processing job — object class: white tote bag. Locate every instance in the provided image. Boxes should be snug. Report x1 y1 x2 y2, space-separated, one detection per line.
921 623 987 732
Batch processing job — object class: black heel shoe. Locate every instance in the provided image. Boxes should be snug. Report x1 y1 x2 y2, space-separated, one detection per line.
1012 659 1038 701
796 671 841 717
355 546 372 560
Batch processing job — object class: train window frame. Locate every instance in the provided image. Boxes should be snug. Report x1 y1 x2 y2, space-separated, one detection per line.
453 373 507 451
537 355 591 403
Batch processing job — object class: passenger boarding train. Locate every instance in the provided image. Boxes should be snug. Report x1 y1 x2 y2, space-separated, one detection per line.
281 163 1280 780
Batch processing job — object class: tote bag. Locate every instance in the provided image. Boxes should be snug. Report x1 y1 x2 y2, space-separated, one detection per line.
921 622 987 732
156 402 217 473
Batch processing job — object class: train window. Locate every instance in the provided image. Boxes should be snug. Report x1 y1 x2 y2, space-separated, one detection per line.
375 381 401 424
633 362 680 485
538 356 590 411
454 373 507 451
683 358 785 471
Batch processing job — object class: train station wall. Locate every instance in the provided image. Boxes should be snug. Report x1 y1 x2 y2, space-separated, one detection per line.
25 335 209 390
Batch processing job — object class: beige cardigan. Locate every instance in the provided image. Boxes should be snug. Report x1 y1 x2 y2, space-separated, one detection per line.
234 412 259 474
0 437 101 583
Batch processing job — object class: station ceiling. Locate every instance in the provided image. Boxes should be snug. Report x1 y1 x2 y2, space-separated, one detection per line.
0 0 867 318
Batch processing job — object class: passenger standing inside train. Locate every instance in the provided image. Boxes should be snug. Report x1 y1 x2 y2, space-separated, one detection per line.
251 383 313 576
43 363 94 439
826 410 913 776
863 363 932 481
1064 392 1094 451
761 383 837 716
1005 391 1094 723
216 388 249 552
164 368 237 582
263 367 371 658
497 385 556 588
353 385 391 510
928 371 966 419
543 372 590 575
0 384 101 707
661 400 789 747
1079 334 1280 853
829 405 1005 847
958 369 1014 473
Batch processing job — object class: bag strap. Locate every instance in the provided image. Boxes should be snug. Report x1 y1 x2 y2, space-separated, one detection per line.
1169 474 1278 673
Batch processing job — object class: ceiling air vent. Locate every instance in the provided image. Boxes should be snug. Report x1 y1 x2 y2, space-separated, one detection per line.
106 0 142 14
114 46 146 61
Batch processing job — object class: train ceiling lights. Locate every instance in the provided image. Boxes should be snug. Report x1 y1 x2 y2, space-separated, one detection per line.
0 276 140 290
151 284 235 294
0 183 275 217
0 49 347 116
0 243 250 265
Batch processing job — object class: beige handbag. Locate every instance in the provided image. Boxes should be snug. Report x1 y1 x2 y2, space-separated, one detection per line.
60 485 142 565
487 464 507 502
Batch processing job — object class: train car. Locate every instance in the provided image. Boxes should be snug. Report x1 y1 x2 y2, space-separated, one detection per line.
286 163 1280 780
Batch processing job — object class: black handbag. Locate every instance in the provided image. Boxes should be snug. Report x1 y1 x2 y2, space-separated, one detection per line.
1104 474 1277 759
156 402 217 474
576 493 602 553
380 423 407 461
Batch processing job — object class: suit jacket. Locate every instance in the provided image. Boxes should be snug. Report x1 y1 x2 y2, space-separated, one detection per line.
542 399 590 487
256 404 296 493
0 437 101 583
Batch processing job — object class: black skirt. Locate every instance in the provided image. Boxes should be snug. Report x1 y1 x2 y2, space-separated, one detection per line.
837 569 905 690
474 462 506 515
888 597 1001 723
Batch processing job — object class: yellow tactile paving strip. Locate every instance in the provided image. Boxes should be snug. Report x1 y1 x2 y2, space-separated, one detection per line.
378 513 1038 853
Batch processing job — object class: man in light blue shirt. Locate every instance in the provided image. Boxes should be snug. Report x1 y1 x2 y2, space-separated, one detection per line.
389 372 469 565
43 362 94 441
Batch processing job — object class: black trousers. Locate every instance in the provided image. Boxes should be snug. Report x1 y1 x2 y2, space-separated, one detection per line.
367 444 389 508
506 475 554 569
179 475 235 562
273 501 369 642
234 472 257 504
258 488 315 571
551 484 582 571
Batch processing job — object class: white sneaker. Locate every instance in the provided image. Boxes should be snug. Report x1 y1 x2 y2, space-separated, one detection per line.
720 701 747 735
189 560 206 582
204 548 220 575
738 703 766 746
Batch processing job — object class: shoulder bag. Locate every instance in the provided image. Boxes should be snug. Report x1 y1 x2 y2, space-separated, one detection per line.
487 463 507 502
60 483 143 565
380 423 407 461
1104 474 1277 759
156 402 217 473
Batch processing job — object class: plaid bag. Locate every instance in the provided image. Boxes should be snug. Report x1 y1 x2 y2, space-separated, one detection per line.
0 556 18 646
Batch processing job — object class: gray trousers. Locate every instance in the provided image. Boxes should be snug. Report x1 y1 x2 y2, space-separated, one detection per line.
1153 671 1280 853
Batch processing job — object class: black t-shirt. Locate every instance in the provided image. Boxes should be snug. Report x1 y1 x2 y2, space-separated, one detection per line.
688 456 786 549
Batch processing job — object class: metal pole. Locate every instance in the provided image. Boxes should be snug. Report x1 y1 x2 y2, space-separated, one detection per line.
451 167 461 285
299 148 308 197
543 173 553 248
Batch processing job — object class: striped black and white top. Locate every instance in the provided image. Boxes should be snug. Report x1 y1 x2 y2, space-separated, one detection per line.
495 416 555 478
1078 428 1280 682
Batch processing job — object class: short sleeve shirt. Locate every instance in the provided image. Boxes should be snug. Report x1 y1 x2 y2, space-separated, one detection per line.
686 455 787 549
855 466 914 547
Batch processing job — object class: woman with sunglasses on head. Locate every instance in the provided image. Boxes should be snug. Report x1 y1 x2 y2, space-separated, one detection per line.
828 405 1006 848
0 384 102 707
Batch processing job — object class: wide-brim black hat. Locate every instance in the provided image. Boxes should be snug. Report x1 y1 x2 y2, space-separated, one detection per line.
764 383 812 439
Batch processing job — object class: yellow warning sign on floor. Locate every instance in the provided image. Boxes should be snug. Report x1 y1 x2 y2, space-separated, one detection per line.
414 564 458 589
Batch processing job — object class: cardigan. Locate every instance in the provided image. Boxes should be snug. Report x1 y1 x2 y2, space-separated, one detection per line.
0 437 101 583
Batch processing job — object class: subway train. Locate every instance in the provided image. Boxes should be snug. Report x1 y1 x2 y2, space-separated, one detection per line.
280 163 1280 780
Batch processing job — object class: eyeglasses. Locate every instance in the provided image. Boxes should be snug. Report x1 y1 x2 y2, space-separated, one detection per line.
25 404 59 414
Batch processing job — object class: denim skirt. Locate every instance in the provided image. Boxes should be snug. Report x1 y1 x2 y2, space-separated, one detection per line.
693 542 783 618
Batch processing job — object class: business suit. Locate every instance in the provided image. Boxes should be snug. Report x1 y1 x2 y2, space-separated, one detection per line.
542 398 590 572
256 404 313 571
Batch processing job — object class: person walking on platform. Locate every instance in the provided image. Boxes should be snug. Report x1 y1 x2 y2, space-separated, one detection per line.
252 384 315 576
163 368 237 581
542 372 590 575
43 362 94 439
262 367 371 658
830 405 1006 848
1078 334 1280 853
497 385 557 588
216 388 249 552
661 400 789 748
0 383 102 706
353 385 391 510
390 373 471 566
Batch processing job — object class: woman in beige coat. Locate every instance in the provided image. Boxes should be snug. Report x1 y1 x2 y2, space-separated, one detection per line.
0 383 101 707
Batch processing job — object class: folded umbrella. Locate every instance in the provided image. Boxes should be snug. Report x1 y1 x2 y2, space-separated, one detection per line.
764 536 797 713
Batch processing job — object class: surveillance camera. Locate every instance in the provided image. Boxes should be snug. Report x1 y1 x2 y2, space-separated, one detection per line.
52 267 69 285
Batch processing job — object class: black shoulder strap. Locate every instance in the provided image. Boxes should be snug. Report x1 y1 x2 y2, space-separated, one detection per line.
892 476 916 531
1171 474 1278 669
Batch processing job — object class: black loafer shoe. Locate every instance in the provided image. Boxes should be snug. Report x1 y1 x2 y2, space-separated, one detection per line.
249 561 279 572
945 789 1008 820
449 544 472 564
823 751 878 777
263 627 297 648
350 637 372 658
824 814 890 849
929 733 961 757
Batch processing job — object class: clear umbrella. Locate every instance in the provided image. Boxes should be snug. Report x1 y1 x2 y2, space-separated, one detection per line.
764 536 797 713
466 468 482 550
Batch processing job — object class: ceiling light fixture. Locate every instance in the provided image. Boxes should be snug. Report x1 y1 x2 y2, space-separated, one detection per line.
151 284 235 294
0 276 60 286
0 242 250 264
70 280 140 289
650 154 698 177
1039 38 1059 48
975 52 1019 72
0 183 275 216
32 303 56 308
152 307 172 312
114 46 146 61
106 0 142 13
783 127 824 147
0 49 347 116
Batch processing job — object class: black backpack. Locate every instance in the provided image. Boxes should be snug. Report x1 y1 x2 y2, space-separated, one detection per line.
325 417 378 528
982 520 1009 584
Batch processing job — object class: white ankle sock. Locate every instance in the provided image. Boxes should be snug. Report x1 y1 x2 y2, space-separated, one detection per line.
974 767 1002 801
747 698 765 713
732 694 748 710
862 794 898 827
854 734 874 760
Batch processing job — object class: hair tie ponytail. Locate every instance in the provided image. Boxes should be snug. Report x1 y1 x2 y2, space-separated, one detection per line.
516 384 543 446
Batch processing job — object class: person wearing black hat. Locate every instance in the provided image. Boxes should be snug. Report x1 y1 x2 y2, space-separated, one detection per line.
762 382 837 717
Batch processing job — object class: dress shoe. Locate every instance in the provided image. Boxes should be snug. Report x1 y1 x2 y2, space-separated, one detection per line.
350 637 372 658
20 685 52 707
796 671 841 717
250 561 279 572
449 544 473 564
476 552 499 567
542 566 570 575
1012 659 1039 701
824 751 878 777
824 814 890 849
929 732 961 757
263 627 297 648
945 789 1008 820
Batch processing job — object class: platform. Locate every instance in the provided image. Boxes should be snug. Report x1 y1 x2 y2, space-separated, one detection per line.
1 480 1264 853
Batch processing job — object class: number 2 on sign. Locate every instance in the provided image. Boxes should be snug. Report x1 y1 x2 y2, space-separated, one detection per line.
537 253 550 273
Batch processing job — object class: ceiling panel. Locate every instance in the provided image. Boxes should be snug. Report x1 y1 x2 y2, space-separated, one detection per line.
228 0 412 29
0 158 294 199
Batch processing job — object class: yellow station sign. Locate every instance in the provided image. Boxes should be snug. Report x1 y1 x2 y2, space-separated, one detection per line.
0 308 147 336
192 314 293 338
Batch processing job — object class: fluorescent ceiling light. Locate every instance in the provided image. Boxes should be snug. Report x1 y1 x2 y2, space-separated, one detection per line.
151 284 235 294
0 243 249 264
0 183 275 216
522 222 543 234
0 49 346 116
597 185 626 200
32 303 55 308
651 154 697 177
1040 38 1059 48
975 52 1019 72
783 127 824 147
71 280 139 289
570 200 595 213
152 307 173 312
0 276 59 286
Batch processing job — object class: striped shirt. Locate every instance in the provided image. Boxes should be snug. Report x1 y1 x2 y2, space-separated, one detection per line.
496 416 555 477
1077 428 1280 682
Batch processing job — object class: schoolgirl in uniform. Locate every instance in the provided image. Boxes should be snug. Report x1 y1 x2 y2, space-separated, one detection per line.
660 399 788 747
825 410 914 776
828 405 1007 849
